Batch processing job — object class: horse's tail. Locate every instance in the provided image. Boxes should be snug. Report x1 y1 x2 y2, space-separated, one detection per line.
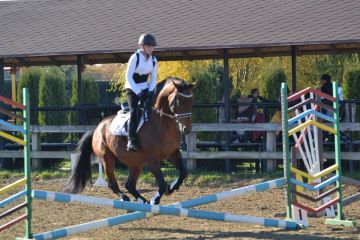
64 130 94 193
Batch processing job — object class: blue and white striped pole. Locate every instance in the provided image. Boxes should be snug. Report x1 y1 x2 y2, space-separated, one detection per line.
32 189 299 236
32 178 298 239
179 177 286 207
0 190 26 207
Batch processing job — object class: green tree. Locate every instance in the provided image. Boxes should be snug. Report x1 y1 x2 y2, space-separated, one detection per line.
71 73 100 106
284 54 360 89
38 68 68 141
70 72 100 125
260 65 287 101
191 61 222 124
17 67 43 124
58 65 76 104
258 64 287 120
229 57 271 96
343 67 360 122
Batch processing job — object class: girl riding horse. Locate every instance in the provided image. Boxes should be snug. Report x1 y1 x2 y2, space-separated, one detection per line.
65 78 196 205
125 33 158 151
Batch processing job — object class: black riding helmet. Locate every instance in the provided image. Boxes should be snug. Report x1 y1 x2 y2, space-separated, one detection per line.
138 34 157 46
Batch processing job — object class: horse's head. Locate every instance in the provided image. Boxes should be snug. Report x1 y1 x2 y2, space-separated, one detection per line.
155 78 197 134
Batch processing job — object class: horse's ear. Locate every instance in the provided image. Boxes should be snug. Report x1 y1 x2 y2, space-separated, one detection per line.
189 81 199 89
172 80 181 90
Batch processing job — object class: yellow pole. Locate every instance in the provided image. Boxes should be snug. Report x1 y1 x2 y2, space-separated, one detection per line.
0 177 26 195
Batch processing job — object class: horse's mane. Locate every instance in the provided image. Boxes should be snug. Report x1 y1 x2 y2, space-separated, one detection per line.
154 77 185 95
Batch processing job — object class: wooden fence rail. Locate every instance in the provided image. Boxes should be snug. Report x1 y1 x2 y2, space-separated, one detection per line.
1 123 359 171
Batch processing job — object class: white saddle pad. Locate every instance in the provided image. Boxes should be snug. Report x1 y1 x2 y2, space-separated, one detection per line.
110 110 145 136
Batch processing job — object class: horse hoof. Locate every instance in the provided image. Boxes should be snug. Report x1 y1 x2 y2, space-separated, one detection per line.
164 185 173 196
164 179 182 196
164 190 172 196
150 193 161 205
121 195 130 201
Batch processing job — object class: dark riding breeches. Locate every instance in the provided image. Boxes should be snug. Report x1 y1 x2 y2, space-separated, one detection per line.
126 89 147 139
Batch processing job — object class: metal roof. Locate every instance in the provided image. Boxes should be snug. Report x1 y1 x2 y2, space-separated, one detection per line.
1 0 360 66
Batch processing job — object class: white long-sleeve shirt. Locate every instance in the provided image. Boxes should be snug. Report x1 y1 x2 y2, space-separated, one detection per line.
125 49 158 95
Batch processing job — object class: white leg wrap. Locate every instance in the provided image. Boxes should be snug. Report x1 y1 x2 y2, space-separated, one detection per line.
150 191 160 205
170 178 179 190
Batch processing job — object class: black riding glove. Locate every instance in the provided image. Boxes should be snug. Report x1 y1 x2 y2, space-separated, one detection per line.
138 91 147 102
137 91 148 111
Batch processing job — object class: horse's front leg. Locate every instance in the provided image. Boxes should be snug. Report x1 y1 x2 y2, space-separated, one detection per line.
101 153 130 201
125 165 148 203
165 149 188 195
147 159 169 205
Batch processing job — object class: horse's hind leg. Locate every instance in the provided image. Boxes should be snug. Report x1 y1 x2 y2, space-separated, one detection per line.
165 149 188 195
125 166 148 203
147 159 169 205
101 152 130 201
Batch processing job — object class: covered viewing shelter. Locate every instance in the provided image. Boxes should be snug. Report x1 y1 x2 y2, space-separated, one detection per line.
1 0 360 170
2 0 360 103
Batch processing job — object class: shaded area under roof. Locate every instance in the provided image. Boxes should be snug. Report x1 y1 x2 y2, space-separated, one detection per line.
1 0 360 66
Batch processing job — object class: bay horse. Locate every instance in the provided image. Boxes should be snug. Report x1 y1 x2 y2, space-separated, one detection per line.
65 78 196 204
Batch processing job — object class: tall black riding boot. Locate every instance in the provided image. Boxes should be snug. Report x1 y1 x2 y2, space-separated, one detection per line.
127 109 139 152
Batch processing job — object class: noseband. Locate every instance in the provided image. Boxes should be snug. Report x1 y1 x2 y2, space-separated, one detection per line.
153 91 193 122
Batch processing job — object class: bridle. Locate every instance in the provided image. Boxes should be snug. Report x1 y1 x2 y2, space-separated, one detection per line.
153 91 193 123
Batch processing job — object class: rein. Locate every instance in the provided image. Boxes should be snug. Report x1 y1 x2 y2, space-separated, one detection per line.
153 92 193 122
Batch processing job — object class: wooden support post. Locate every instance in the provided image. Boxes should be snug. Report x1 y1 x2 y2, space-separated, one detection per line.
9 67 17 124
11 67 17 102
31 132 41 169
0 59 4 167
223 49 231 172
0 59 4 97
77 55 83 125
77 55 83 106
291 46 297 93
266 131 277 172
185 132 196 170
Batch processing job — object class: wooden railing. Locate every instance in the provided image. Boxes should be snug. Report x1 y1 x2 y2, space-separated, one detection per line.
186 123 360 171
1 123 360 171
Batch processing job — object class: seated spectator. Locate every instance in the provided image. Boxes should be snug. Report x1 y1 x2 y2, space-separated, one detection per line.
231 97 254 123
248 88 270 103
231 97 264 143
